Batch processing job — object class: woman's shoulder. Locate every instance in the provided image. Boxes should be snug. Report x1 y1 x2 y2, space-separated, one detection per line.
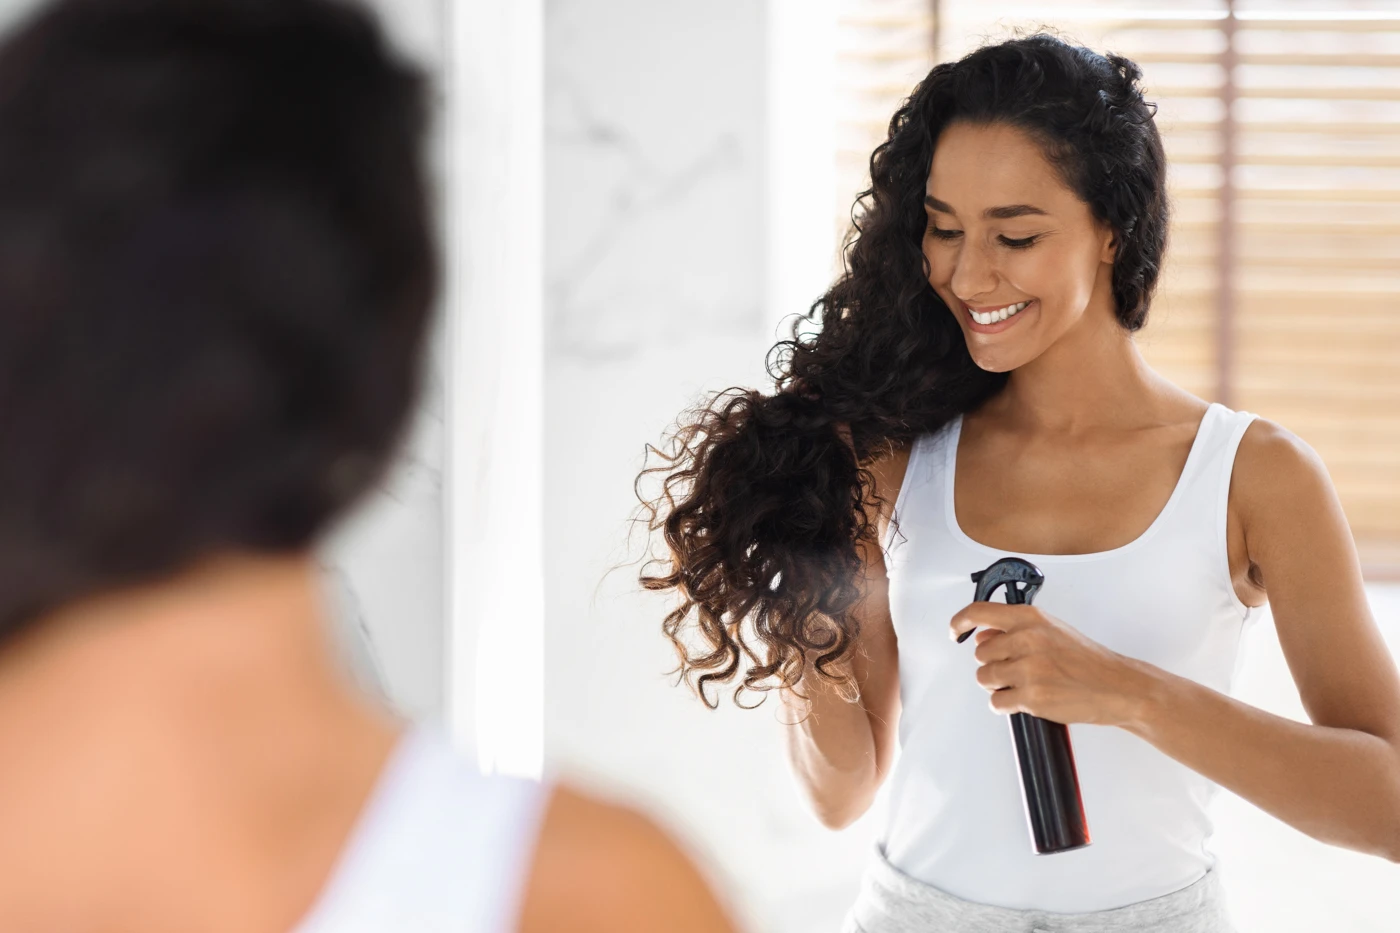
337 731 740 932
865 441 913 502
859 439 917 551
517 781 740 933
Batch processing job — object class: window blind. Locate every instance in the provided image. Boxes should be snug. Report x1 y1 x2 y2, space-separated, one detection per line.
833 0 937 261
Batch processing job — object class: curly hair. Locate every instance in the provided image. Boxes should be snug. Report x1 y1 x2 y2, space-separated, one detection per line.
0 0 435 641
637 33 1169 709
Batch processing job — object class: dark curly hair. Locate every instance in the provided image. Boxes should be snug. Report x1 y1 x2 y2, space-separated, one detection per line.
0 0 436 641
637 33 1168 709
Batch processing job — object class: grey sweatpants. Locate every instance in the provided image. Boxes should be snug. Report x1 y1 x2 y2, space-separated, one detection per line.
841 843 1240 933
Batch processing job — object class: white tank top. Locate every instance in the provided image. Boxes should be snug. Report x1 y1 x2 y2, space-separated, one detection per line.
294 724 553 933
879 400 1259 912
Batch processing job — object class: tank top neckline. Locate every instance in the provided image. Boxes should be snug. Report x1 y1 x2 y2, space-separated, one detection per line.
942 401 1221 563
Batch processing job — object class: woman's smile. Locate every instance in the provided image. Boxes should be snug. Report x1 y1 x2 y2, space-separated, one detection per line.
964 298 1035 334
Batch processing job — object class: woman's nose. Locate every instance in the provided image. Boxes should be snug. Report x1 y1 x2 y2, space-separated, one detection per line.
949 240 997 302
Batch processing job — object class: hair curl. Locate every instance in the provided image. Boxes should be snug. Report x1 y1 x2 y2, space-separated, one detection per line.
636 33 1169 709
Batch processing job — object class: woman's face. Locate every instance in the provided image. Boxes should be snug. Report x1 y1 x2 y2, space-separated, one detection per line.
922 120 1118 372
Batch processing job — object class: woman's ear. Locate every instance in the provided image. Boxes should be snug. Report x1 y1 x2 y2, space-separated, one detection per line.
1100 228 1118 264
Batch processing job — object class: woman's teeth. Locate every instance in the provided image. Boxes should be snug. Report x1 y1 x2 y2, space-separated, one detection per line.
970 300 1029 325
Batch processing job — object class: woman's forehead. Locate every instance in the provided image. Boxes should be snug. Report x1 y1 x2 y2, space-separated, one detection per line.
927 122 1075 214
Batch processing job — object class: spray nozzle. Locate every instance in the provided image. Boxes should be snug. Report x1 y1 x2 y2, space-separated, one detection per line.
959 556 1045 642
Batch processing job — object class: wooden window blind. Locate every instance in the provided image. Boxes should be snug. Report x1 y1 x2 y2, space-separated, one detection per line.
834 0 1400 579
833 0 938 263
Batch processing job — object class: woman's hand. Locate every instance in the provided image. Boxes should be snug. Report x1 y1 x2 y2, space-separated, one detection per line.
948 602 1151 728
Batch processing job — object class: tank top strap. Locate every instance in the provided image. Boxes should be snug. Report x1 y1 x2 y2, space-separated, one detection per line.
1153 401 1227 525
882 419 953 556
294 724 553 933
1164 402 1259 521
1160 402 1260 618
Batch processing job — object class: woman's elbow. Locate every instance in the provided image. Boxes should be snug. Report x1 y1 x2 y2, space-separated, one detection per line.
805 786 875 831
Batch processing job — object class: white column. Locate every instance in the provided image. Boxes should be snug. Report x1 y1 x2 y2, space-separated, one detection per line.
443 0 545 778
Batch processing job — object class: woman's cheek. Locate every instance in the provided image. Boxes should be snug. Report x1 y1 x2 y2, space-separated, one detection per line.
1009 249 1058 301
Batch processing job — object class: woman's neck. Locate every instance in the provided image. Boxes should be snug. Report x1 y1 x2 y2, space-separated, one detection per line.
0 551 403 933
987 300 1182 434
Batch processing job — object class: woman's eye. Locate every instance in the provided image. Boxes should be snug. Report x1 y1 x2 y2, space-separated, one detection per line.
926 224 1038 250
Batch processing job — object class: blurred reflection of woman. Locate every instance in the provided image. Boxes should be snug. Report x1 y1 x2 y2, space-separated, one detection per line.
0 1 740 931
639 33 1400 933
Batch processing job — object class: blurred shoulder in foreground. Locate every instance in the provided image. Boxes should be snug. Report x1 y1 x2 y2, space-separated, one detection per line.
520 782 744 933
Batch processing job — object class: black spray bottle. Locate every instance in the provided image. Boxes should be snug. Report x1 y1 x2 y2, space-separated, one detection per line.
961 556 1092 855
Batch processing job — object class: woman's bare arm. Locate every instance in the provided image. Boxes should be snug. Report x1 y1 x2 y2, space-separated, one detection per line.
777 444 909 830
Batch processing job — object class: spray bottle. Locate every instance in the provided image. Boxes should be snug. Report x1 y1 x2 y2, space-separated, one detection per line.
962 556 1091 854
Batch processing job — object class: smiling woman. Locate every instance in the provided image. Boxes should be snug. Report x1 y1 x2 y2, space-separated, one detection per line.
921 120 1122 350
637 30 1169 719
637 29 1400 933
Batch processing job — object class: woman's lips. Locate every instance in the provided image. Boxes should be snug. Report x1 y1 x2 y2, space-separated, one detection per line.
965 299 1034 334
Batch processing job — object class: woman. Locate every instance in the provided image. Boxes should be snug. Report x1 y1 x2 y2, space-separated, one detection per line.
0 1 741 931
640 33 1400 932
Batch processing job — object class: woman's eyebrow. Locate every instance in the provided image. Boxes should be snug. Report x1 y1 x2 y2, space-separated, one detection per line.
925 194 1048 220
